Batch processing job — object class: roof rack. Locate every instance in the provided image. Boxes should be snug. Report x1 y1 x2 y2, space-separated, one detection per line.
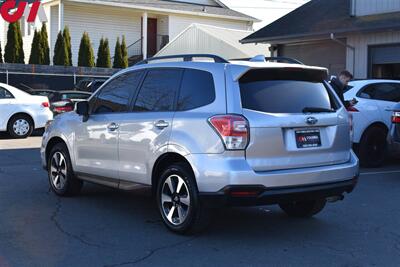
135 54 229 65
231 56 304 65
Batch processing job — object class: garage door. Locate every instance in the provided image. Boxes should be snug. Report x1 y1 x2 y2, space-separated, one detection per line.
369 44 400 79
278 40 347 77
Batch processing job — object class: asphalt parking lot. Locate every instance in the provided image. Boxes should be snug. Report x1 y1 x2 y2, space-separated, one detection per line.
1 136 400 267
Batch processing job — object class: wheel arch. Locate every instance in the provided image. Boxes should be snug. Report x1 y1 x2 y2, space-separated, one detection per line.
45 136 69 166
7 112 35 129
360 121 389 141
151 152 195 194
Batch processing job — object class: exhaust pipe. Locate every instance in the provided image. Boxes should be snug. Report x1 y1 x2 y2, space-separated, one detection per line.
326 195 344 203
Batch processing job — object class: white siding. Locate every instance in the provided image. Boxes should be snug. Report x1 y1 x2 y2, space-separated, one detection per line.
355 0 400 16
346 31 400 78
168 14 251 40
156 24 268 59
64 2 142 66
50 5 59 62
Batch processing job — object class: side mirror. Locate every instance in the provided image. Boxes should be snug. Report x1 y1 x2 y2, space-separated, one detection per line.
76 101 89 121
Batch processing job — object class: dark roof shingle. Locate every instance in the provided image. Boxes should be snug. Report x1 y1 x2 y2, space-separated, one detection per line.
84 0 257 20
241 0 400 43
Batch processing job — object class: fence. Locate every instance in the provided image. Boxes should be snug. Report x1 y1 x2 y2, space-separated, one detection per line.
0 63 120 91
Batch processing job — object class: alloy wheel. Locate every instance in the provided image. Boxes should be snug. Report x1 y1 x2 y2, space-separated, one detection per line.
50 152 67 190
161 174 191 226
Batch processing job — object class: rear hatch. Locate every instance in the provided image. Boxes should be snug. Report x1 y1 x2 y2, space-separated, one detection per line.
239 68 351 172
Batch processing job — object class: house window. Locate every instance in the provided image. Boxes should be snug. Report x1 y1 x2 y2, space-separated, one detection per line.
369 44 400 80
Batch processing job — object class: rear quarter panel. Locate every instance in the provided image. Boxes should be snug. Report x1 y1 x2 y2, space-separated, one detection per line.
169 64 227 155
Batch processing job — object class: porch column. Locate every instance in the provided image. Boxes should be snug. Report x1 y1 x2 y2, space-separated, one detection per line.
58 1 64 32
142 12 148 59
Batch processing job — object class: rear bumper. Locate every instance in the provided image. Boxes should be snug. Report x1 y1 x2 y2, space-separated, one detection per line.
200 177 358 207
34 109 53 129
186 150 359 193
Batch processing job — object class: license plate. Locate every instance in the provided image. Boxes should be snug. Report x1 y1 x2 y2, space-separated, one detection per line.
295 129 321 148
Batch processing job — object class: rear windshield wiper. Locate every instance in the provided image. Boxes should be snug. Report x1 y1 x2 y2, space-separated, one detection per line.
302 107 335 113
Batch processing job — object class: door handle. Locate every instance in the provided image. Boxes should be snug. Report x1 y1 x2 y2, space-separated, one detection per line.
107 122 119 131
154 120 169 129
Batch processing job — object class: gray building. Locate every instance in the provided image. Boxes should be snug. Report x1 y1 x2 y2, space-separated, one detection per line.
241 0 400 79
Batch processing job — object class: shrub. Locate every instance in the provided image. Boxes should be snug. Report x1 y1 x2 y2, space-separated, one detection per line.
78 32 95 67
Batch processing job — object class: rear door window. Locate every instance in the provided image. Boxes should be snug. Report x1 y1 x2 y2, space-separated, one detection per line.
360 83 400 102
239 68 334 113
0 87 14 99
133 69 183 112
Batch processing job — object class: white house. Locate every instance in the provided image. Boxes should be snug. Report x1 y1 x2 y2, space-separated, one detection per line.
0 0 257 66
241 0 400 79
155 23 269 59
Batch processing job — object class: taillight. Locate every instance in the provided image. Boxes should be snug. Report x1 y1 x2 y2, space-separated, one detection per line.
209 115 249 150
392 111 400 123
42 102 49 108
54 106 74 113
347 105 359 112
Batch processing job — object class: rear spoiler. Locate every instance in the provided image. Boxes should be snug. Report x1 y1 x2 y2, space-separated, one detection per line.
228 65 329 82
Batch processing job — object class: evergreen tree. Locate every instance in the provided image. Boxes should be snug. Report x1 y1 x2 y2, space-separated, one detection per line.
103 38 111 68
96 37 104 67
121 35 128 68
53 31 69 66
96 38 111 68
29 30 41 64
40 23 50 65
63 26 72 66
0 41 3 64
4 23 20 63
78 32 95 67
15 22 24 63
113 37 123 68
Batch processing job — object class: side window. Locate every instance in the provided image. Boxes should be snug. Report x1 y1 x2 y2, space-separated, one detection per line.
92 71 144 114
362 83 400 102
0 87 14 99
177 69 215 111
133 69 182 112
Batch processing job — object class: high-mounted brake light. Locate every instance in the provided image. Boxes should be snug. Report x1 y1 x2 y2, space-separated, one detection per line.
209 115 249 150
41 102 49 108
392 111 400 124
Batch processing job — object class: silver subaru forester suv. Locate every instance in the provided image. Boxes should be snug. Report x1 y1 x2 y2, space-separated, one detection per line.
41 54 359 234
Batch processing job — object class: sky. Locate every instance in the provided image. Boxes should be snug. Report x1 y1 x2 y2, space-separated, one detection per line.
219 0 310 30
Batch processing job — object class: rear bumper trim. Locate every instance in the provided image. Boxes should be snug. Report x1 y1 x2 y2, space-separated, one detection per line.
199 176 358 207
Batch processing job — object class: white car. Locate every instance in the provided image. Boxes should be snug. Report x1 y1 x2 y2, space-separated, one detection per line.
345 79 400 167
0 83 53 138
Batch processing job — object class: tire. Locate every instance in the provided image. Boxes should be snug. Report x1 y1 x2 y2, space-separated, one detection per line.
279 199 326 218
156 163 210 234
48 143 83 196
7 114 33 139
358 126 387 168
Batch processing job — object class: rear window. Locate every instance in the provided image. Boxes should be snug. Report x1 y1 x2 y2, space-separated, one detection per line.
239 68 335 113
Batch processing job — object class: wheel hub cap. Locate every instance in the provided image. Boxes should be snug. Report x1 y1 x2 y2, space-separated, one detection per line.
13 119 29 136
161 175 190 226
